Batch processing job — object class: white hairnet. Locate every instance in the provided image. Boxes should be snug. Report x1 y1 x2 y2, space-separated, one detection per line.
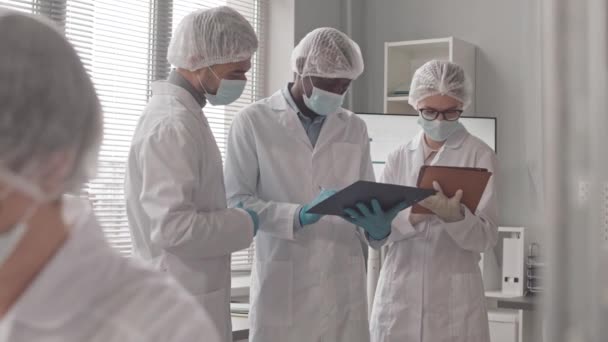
291 27 364 79
168 6 258 71
0 10 102 192
408 60 472 109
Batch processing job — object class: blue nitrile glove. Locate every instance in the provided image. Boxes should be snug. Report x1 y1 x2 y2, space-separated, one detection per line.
343 199 409 240
299 189 337 226
237 202 259 236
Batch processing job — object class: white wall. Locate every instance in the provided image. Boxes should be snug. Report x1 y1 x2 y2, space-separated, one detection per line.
352 0 542 241
264 0 346 95
264 0 295 95
293 0 343 42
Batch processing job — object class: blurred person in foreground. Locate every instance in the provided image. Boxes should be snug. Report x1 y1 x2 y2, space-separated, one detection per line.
0 10 221 342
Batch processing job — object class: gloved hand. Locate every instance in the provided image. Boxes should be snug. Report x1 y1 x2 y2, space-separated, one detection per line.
418 181 465 223
299 189 337 226
237 202 259 236
343 199 409 240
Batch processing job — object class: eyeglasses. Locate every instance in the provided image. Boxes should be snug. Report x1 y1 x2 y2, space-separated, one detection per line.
418 108 463 121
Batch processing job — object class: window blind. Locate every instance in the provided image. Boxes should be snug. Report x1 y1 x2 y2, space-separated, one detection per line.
0 0 60 17
0 0 38 13
0 0 266 269
66 0 155 256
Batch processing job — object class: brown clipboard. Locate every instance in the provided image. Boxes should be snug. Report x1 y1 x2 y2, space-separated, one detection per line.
411 165 492 214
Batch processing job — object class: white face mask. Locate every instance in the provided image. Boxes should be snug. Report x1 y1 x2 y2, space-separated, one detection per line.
302 77 346 116
0 169 50 267
417 116 464 142
198 67 247 106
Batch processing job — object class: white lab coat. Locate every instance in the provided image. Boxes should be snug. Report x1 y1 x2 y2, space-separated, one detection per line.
125 82 253 341
0 197 221 342
224 90 375 342
370 128 498 342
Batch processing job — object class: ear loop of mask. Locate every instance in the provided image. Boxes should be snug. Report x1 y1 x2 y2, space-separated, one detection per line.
0 164 65 238
197 66 220 96
0 155 83 267
302 75 314 98
0 167 49 202
299 75 316 107
0 184 39 267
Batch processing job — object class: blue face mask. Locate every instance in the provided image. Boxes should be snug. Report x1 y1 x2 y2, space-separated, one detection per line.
302 77 346 116
198 67 247 106
417 116 464 142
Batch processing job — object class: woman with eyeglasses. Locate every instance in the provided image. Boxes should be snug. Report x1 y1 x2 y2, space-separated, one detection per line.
368 60 498 342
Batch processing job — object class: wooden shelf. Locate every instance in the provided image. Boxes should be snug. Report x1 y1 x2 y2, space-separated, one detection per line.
386 96 409 102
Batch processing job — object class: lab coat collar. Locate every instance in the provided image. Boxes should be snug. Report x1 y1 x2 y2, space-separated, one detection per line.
167 70 207 108
407 124 469 151
9 198 115 328
270 90 309 147
280 83 299 113
152 81 204 115
407 131 425 151
269 89 288 111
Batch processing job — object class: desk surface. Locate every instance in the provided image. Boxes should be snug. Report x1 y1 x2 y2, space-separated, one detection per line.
232 316 249 341
230 275 251 340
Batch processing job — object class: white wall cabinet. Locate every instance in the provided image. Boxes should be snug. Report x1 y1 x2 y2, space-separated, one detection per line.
383 37 476 115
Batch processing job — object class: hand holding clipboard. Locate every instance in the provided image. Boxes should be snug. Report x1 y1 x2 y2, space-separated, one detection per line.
412 166 492 221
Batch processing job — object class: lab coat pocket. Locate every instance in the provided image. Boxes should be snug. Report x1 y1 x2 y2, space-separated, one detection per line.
332 255 367 322
348 256 368 322
251 260 293 327
331 143 362 187
449 273 487 342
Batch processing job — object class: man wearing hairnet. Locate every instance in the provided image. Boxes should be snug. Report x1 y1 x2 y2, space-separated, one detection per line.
225 28 400 342
368 60 498 342
125 6 259 341
0 10 221 341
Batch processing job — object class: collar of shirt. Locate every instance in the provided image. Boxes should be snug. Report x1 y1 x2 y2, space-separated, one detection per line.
168 70 207 108
281 82 326 125
422 135 440 164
